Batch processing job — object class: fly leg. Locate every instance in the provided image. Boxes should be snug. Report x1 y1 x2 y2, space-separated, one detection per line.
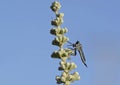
68 47 77 56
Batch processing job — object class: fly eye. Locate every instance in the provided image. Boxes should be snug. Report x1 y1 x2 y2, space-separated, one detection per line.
76 41 79 44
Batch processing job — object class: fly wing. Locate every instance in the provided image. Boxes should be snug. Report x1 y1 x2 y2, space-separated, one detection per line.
77 43 87 67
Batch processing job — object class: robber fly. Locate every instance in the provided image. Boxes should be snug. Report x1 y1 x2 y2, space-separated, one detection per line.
67 41 87 67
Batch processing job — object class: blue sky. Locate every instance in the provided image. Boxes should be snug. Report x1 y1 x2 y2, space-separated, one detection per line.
0 0 120 85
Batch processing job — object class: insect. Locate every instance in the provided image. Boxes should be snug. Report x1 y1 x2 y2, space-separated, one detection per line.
67 41 87 67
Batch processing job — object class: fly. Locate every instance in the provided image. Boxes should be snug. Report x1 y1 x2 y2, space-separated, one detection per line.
67 41 87 67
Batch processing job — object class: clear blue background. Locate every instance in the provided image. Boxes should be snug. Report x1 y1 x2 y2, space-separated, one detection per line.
0 0 120 85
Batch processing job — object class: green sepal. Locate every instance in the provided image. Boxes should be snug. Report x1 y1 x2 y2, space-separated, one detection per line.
51 48 69 61
50 1 61 12
50 27 68 36
51 17 63 26
52 36 69 47
59 61 77 72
